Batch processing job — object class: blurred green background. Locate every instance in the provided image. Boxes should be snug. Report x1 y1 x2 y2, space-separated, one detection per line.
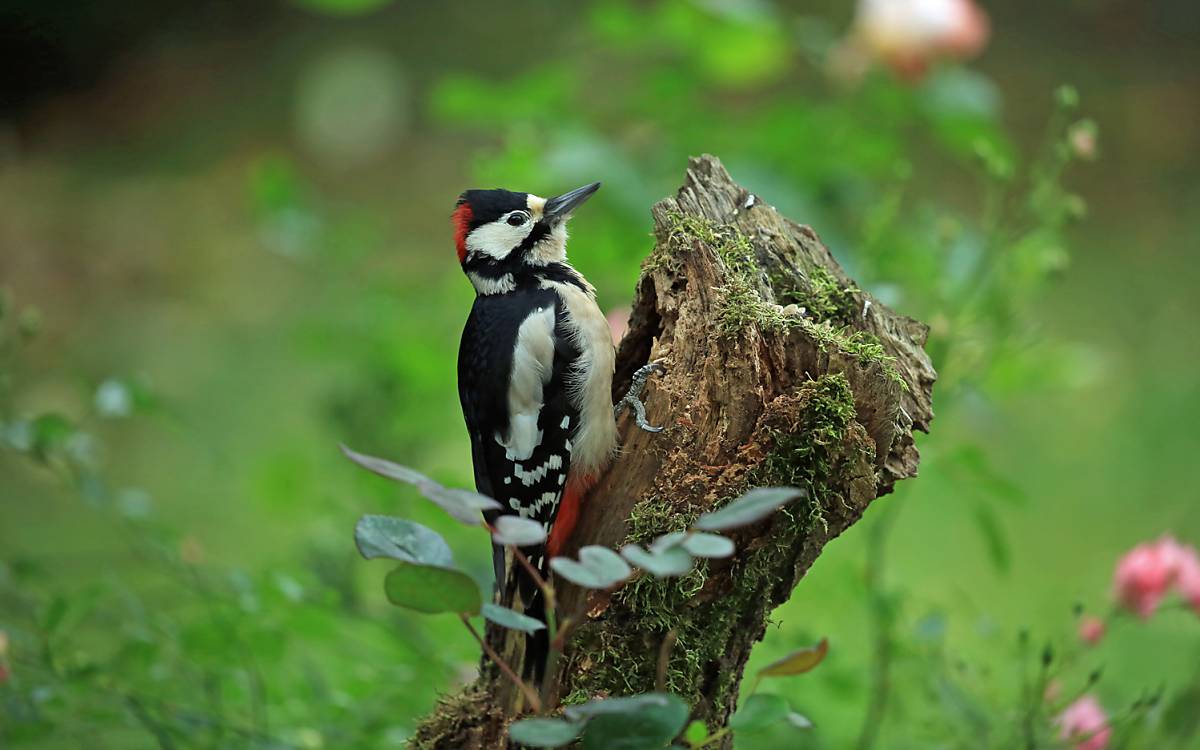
1 0 1198 747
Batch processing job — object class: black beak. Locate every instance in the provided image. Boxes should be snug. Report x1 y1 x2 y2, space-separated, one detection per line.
542 182 601 225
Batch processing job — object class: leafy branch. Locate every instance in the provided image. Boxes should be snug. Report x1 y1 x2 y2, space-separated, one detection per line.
342 445 830 748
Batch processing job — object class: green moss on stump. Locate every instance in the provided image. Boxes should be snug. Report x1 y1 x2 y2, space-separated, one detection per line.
781 266 861 327
408 684 501 750
656 213 906 388
562 373 869 717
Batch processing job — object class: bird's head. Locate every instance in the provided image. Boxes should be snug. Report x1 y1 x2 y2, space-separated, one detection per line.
451 182 600 293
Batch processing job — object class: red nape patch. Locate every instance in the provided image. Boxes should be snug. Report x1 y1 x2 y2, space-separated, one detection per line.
547 473 596 557
451 202 473 263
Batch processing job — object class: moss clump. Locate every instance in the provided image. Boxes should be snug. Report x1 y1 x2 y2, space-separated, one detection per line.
784 266 861 326
408 684 500 750
800 319 908 390
748 372 872 532
562 374 866 716
656 213 906 388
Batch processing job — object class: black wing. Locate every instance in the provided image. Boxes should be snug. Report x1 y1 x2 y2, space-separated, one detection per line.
457 288 580 545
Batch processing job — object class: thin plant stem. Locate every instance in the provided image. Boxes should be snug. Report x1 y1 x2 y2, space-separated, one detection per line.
460 614 542 713
693 727 730 748
510 542 550 593
855 497 904 750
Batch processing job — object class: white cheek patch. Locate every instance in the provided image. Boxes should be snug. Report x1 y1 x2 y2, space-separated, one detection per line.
467 219 533 260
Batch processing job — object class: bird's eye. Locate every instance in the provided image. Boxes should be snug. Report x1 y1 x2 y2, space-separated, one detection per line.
507 213 527 226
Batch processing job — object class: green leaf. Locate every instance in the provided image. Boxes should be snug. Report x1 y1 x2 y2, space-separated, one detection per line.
341 444 500 524
354 515 454 566
785 711 813 730
684 720 708 744
646 530 735 560
757 638 828 678
681 533 735 559
384 561 481 615
552 545 631 589
29 413 74 462
565 692 685 721
482 603 545 634
693 487 804 531
620 544 695 578
1163 684 1200 738
492 515 548 546
550 557 605 588
565 694 689 750
649 531 687 554
580 546 632 581
729 693 789 733
508 717 582 747
968 501 1010 573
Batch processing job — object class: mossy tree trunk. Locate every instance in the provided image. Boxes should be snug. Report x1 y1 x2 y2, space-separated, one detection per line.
411 155 936 749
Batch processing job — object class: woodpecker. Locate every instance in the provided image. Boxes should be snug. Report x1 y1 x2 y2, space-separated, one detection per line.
454 181 633 677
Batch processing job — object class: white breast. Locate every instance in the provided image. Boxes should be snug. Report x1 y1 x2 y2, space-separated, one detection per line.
541 279 618 476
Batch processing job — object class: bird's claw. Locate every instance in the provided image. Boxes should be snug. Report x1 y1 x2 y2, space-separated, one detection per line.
615 361 665 433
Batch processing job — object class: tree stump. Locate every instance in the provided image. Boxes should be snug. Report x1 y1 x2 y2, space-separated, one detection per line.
411 155 936 749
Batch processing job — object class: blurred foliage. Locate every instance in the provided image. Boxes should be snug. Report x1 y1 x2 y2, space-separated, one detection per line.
1 0 1199 748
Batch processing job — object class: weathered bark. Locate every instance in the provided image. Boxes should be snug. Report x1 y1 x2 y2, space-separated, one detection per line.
411 155 935 749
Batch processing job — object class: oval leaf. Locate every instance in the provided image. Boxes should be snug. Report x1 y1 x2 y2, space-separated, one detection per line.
492 515 548 546
508 717 582 747
341 444 500 524
693 487 804 531
729 693 789 733
564 692 682 721
354 515 454 566
684 720 708 744
681 532 735 559
550 558 605 589
576 693 689 750
482 602 545 634
620 544 695 578
758 638 829 678
551 546 631 589
384 561 481 615
649 531 687 555
579 546 632 584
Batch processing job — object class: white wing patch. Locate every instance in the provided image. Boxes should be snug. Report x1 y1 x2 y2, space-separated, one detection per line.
495 305 556 462
512 452 564 487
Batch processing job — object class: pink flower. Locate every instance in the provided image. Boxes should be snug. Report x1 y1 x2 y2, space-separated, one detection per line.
1056 695 1111 750
1113 536 1190 618
850 0 990 81
1078 616 1106 646
1175 545 1200 614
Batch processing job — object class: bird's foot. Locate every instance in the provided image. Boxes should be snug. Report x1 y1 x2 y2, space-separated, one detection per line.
614 361 665 433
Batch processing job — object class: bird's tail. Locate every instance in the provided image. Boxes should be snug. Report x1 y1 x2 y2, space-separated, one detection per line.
491 540 552 684
518 546 551 684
